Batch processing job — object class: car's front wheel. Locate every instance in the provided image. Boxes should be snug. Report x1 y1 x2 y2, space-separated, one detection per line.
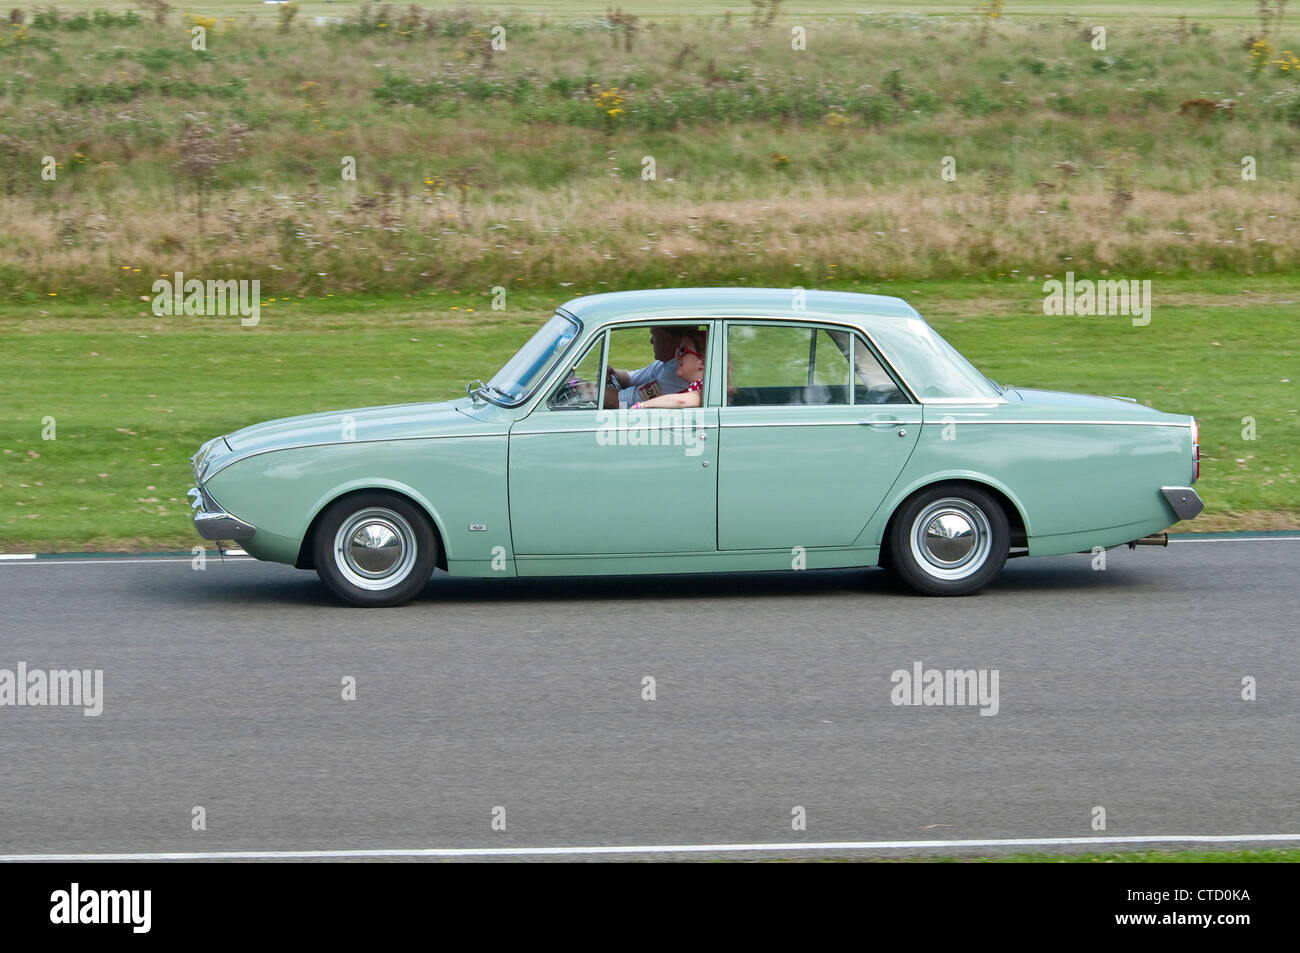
887 485 1009 596
313 493 437 607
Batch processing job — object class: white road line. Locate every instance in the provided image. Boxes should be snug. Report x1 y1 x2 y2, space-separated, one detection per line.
2 833 1298 862
1172 536 1300 543
0 557 255 566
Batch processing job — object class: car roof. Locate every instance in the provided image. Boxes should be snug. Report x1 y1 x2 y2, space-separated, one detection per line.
557 287 925 329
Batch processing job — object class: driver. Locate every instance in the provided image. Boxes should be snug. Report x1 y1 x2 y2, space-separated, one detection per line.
605 326 695 408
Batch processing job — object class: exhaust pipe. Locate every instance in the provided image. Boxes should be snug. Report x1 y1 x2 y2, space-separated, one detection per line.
1127 533 1168 549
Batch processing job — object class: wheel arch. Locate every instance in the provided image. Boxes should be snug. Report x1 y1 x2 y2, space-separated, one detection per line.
876 475 1028 565
295 483 449 572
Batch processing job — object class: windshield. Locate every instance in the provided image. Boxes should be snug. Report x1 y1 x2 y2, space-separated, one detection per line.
483 312 580 404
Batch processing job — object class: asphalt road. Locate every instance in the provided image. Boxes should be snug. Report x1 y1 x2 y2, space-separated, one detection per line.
0 538 1296 862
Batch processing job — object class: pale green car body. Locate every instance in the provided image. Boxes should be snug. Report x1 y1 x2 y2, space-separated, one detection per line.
189 289 1201 598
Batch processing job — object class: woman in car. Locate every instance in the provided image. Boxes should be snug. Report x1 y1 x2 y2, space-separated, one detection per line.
631 329 706 409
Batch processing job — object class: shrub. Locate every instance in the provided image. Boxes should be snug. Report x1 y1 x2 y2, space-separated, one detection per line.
954 87 1003 116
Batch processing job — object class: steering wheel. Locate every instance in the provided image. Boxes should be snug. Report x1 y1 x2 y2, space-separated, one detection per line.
550 377 598 409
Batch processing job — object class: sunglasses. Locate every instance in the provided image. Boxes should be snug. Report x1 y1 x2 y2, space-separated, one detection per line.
676 344 703 360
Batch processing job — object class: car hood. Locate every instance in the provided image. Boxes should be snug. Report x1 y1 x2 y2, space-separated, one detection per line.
224 398 492 455
1001 387 1168 417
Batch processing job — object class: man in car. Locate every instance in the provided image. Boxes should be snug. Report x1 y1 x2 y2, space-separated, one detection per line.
604 325 695 408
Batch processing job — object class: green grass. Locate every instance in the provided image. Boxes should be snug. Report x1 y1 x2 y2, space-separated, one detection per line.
2 277 1295 552
2 3 1296 547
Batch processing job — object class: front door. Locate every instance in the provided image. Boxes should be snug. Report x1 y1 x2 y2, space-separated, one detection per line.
509 327 719 555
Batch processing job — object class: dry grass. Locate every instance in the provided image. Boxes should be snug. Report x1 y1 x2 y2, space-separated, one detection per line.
3 7 1300 295
4 180 1298 297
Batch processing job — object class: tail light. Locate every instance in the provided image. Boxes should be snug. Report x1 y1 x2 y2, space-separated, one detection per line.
1190 417 1200 483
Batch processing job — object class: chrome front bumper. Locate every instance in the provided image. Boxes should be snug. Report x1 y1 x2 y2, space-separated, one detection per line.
188 486 256 541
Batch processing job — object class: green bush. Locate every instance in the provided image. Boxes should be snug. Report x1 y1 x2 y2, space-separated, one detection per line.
954 88 1003 117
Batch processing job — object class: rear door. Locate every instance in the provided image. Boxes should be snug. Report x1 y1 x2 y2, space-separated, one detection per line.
716 322 919 550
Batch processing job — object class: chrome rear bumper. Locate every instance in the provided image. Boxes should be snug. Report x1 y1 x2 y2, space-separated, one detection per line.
188 486 256 541
1160 485 1204 521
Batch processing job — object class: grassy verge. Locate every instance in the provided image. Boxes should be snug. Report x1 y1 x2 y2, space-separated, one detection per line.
2 277 1295 552
3 4 1300 295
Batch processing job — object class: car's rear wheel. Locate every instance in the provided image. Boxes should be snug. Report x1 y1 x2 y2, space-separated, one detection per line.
888 485 1009 596
313 493 437 607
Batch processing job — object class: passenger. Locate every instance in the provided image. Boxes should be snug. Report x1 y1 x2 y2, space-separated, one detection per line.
605 326 693 408
632 329 706 409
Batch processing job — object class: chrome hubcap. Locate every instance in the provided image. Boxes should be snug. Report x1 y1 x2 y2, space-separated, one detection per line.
350 522 402 574
925 512 976 563
334 507 418 591
910 498 991 580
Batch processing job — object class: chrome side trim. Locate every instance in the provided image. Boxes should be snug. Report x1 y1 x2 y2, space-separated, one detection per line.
514 543 873 559
205 432 504 480
721 419 923 428
514 426 716 436
519 417 1187 432
1160 486 1204 521
919 398 1006 406
927 419 1192 428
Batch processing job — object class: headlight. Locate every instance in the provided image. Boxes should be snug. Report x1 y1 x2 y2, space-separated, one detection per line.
191 436 227 484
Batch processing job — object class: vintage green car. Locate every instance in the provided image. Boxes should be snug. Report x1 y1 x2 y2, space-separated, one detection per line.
188 288 1202 606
